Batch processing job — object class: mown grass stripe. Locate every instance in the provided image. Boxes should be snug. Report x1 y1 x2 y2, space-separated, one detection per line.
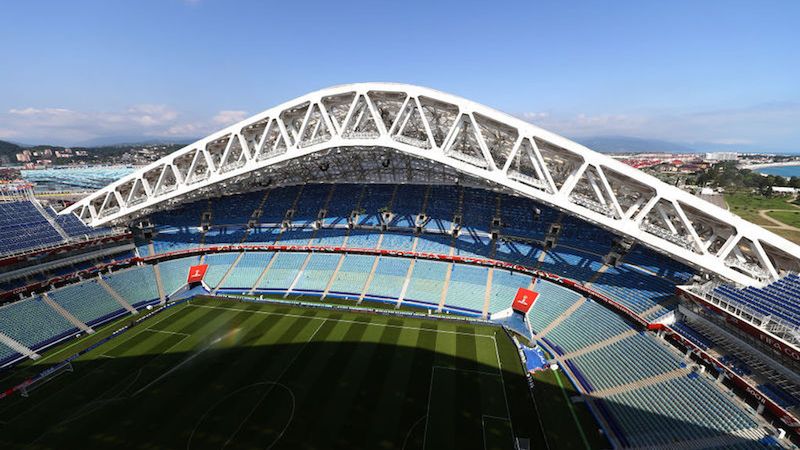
363 323 421 447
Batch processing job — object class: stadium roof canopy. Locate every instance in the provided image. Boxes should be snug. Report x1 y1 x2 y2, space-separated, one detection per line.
63 83 800 286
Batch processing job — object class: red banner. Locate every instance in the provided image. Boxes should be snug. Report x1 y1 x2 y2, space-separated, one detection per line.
512 288 538 314
187 264 209 283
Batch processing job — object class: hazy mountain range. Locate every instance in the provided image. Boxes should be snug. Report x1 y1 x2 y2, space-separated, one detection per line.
0 135 789 163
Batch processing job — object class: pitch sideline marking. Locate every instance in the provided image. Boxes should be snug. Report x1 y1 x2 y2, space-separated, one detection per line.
145 328 190 337
492 335 515 439
554 368 591 450
188 303 496 340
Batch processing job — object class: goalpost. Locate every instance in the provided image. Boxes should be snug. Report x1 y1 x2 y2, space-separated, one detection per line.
18 361 74 398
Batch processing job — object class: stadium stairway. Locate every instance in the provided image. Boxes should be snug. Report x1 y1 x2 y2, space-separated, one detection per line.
96 277 138 314
214 252 245 294
436 262 454 312
591 366 692 398
152 264 166 304
0 331 39 361
554 329 638 361
284 252 314 296
395 257 418 308
321 253 347 298
481 268 494 317
358 255 383 304
535 297 585 337
42 293 93 334
249 252 278 294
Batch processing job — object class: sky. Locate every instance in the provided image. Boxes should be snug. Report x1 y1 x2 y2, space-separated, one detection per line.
0 0 798 151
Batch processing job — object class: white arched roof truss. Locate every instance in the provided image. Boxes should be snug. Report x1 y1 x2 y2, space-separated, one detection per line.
62 83 800 287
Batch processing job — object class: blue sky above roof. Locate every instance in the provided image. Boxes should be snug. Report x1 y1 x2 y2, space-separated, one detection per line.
0 0 798 151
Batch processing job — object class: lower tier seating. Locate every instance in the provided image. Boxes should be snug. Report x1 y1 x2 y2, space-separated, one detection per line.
103 266 160 307
0 296 76 349
49 279 124 326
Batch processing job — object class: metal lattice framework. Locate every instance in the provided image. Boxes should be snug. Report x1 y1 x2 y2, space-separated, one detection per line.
62 83 800 286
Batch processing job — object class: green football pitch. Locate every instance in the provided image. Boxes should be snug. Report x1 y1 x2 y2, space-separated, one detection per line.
0 297 605 449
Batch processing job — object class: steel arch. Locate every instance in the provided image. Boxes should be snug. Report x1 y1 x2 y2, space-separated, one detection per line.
62 83 800 286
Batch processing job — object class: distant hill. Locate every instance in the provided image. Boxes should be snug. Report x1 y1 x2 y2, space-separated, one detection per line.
72 136 196 147
0 140 22 164
576 136 696 153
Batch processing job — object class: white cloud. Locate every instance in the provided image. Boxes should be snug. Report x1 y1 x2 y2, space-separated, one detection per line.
212 110 248 126
517 102 800 150
0 105 251 145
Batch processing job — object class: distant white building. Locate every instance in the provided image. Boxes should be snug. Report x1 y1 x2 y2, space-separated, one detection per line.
772 186 799 194
705 152 738 161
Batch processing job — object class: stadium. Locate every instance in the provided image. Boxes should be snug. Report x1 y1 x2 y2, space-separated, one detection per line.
1 83 799 449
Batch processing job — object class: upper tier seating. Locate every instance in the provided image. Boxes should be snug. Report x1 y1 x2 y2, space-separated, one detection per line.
388 184 426 228
625 245 694 283
424 185 458 233
276 228 315 246
152 227 202 254
246 226 281 244
379 232 415 250
291 184 330 226
591 264 675 317
150 200 203 228
0 296 76 349
211 191 264 225
345 229 380 249
204 226 247 245
46 207 107 238
357 184 394 226
321 184 361 227
499 195 559 242
713 273 800 329
103 266 160 307
0 201 65 255
539 248 604 284
453 228 493 259
494 238 542 266
311 227 348 246
461 187 495 231
49 279 124 326
415 233 453 254
558 216 614 255
260 185 300 224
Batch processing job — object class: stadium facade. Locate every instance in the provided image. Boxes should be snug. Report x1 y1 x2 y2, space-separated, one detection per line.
1 83 799 448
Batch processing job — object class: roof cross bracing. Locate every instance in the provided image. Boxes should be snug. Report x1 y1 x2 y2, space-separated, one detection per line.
62 83 800 286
